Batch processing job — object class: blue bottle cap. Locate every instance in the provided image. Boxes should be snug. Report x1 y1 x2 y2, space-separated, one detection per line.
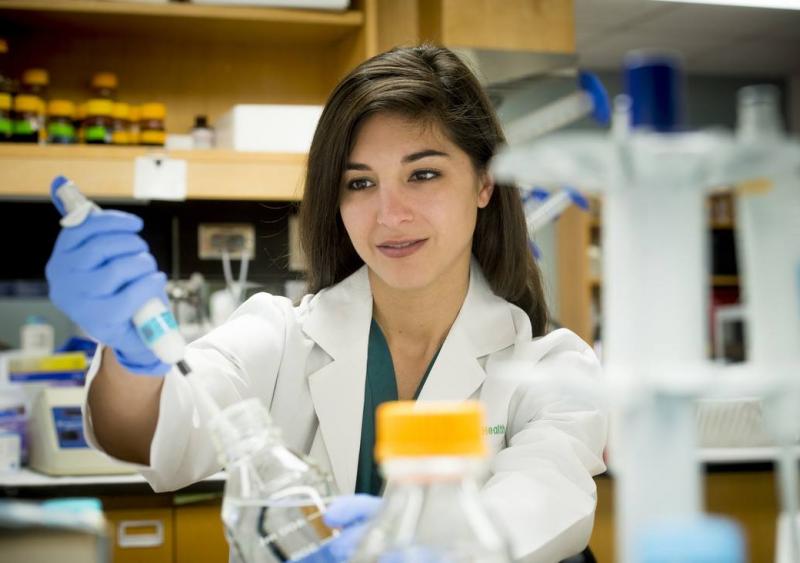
623 50 685 132
636 515 745 563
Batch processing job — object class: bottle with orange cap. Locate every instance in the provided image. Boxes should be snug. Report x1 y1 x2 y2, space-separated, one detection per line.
139 102 166 146
0 38 12 94
351 401 512 562
47 100 77 144
84 99 114 144
20 68 48 142
111 102 130 145
207 397 339 562
0 91 11 142
90 72 118 100
12 94 42 143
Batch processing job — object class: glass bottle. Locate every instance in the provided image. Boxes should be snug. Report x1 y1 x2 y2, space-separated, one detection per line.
111 102 130 145
0 38 12 94
128 105 140 145
90 72 118 100
191 114 214 149
47 99 77 144
84 99 114 145
208 397 339 563
352 401 512 563
21 68 48 142
139 102 166 146
0 92 11 142
12 94 41 143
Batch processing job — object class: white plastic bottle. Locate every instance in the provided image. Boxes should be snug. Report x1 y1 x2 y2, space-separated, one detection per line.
20 315 54 356
207 397 338 563
352 401 511 563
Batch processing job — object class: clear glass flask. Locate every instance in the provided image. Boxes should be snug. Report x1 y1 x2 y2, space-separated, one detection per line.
208 397 338 563
351 401 511 563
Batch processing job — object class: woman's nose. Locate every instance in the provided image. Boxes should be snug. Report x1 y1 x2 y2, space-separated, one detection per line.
376 184 413 227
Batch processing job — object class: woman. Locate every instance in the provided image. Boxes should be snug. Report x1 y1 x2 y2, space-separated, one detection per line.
46 45 607 561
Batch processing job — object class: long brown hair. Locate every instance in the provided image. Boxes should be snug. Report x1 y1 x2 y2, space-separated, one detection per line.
299 44 548 336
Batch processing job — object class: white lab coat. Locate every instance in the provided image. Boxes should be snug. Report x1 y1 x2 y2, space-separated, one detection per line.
83 261 607 562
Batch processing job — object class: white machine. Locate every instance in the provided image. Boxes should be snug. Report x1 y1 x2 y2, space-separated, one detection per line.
28 387 135 476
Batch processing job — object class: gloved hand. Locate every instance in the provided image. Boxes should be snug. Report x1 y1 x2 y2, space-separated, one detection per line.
45 193 170 375
292 494 383 562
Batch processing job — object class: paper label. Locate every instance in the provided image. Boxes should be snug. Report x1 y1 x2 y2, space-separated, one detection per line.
134 154 187 201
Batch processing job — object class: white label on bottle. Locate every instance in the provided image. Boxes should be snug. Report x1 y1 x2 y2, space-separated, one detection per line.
134 155 187 201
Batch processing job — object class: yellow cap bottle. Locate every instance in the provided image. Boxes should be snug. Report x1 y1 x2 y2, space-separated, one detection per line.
91 72 118 99
111 102 130 145
139 102 166 146
375 400 488 462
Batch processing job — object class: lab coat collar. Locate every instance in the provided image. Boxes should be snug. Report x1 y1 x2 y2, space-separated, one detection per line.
303 259 520 492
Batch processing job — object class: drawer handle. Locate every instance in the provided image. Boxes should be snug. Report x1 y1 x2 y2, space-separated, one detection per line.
117 519 164 548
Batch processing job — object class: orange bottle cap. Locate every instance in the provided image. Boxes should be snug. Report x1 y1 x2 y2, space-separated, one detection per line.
375 401 488 462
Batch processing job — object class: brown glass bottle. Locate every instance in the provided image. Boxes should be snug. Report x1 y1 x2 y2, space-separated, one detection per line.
139 102 166 146
84 99 114 145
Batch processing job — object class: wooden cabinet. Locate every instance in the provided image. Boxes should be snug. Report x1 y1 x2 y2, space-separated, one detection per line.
0 0 576 201
101 493 227 563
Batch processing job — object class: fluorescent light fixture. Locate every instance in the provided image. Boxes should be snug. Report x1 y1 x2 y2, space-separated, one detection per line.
655 0 800 9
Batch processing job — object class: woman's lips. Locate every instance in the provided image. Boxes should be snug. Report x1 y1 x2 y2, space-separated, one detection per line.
377 239 427 258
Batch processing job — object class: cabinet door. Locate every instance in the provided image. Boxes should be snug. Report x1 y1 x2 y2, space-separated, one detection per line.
104 507 174 563
175 500 229 563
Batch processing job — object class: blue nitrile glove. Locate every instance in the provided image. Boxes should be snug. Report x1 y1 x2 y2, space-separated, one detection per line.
45 203 170 375
291 494 383 563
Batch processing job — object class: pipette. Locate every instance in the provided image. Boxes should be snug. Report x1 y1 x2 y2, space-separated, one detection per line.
504 71 611 145
50 176 192 376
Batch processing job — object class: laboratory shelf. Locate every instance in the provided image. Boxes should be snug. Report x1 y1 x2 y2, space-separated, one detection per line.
0 0 363 45
0 144 307 201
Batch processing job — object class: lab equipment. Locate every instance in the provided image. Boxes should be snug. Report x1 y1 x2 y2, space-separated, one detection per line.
139 102 166 146
207 397 339 563
12 95 41 143
522 185 588 236
90 72 118 100
6 351 87 385
0 92 10 142
215 104 323 153
46 100 78 144
0 497 110 563
729 84 800 563
111 102 131 145
351 401 511 563
0 384 26 469
48 176 190 375
503 71 610 146
20 315 54 356
191 114 214 149
307 495 382 561
83 99 114 145
491 51 756 563
28 386 135 475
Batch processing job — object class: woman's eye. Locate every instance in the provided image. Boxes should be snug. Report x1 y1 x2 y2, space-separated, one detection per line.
409 169 440 182
347 177 375 191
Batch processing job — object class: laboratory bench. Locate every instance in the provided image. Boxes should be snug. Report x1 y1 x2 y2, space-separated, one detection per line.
1 469 229 563
2 447 787 563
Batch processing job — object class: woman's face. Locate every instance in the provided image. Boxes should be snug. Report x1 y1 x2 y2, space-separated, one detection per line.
339 113 494 292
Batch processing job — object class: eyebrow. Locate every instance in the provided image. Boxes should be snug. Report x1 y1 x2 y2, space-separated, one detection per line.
345 149 450 171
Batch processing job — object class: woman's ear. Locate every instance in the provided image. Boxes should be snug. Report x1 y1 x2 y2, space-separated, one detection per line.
477 171 495 208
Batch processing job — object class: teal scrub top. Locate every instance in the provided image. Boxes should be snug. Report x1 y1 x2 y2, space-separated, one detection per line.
354 318 440 496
